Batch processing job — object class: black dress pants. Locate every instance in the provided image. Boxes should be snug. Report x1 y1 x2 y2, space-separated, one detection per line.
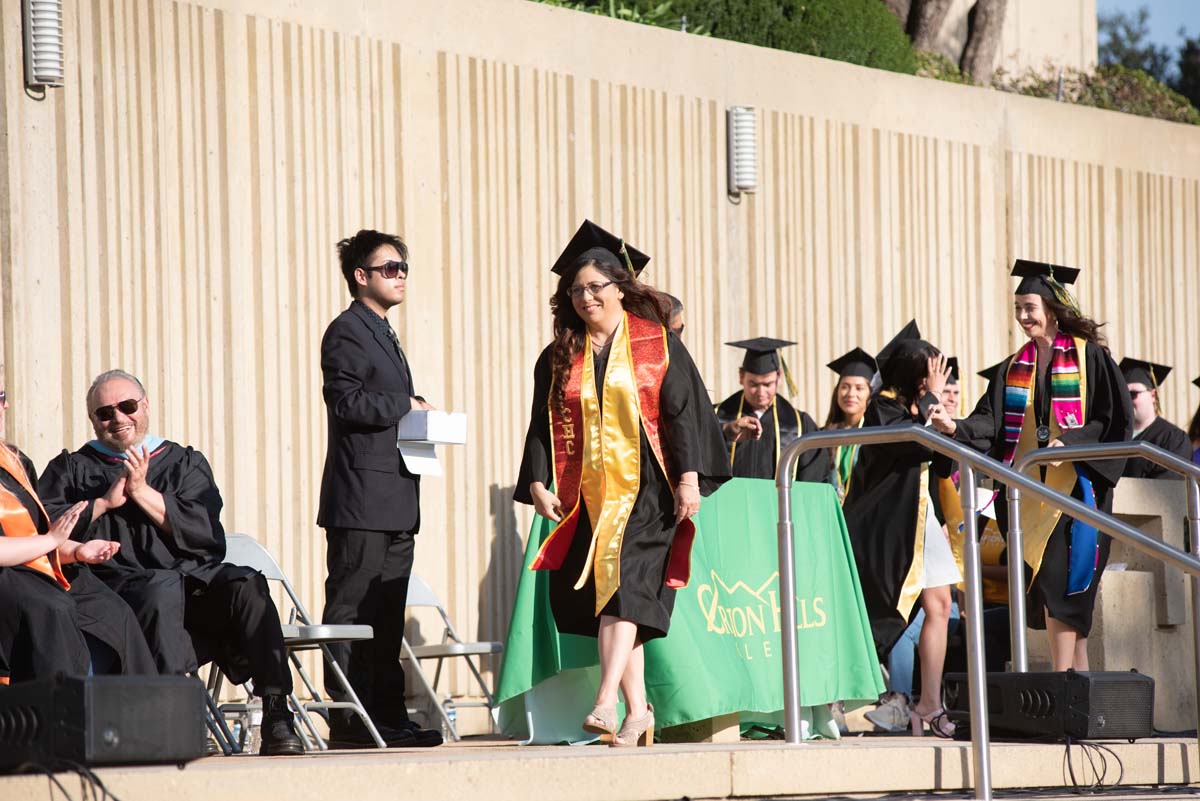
322 528 414 729
103 565 292 694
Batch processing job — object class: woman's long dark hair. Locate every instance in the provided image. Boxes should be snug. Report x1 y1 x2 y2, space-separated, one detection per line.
879 340 941 412
823 385 847 430
1041 294 1106 345
549 251 673 414
1189 404 1200 444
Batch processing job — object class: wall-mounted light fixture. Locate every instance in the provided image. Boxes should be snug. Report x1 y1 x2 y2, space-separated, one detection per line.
726 106 757 198
22 0 65 88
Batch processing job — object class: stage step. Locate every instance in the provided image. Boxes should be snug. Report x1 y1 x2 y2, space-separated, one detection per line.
0 736 1195 801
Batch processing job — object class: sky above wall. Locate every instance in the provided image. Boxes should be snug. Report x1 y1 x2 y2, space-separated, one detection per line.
1096 0 1200 52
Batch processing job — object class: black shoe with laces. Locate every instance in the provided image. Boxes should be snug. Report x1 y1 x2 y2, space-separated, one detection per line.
259 694 305 756
328 718 443 749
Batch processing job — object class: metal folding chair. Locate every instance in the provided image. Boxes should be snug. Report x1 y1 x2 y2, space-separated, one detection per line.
400 575 503 740
218 533 388 749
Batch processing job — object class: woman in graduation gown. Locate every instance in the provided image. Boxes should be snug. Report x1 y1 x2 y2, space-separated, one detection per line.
822 347 876 501
1187 376 1200 464
842 338 959 735
930 260 1132 672
515 221 729 747
0 441 156 682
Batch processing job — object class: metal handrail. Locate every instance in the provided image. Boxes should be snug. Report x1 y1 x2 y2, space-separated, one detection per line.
1007 440 1200 764
775 426 1200 801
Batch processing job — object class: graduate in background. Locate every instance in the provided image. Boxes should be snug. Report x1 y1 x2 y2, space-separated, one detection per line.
716 338 829 483
1191 375 1200 464
842 323 959 736
932 260 1132 672
1119 358 1193 478
822 347 876 500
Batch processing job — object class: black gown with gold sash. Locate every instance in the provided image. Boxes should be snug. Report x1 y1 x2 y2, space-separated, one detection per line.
954 340 1131 635
714 394 830 483
841 392 953 659
515 331 729 641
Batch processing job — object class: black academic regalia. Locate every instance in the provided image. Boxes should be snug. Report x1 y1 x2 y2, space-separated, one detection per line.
842 392 952 658
1123 416 1193 479
515 333 730 641
0 450 156 681
714 394 830 483
954 341 1133 635
38 442 291 691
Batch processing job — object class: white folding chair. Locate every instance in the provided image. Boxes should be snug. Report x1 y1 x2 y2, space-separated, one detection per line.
400 575 503 740
217 533 388 749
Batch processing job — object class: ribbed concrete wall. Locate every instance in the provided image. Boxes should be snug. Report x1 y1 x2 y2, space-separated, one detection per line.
1 0 1198 701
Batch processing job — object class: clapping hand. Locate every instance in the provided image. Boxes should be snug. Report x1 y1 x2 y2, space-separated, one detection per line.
73 540 121 564
47 502 87 547
123 446 150 498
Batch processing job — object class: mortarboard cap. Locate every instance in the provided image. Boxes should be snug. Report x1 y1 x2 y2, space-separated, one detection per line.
551 219 650 277
1194 374 1200 390
728 337 796 375
1119 357 1172 389
977 360 1006 382
827 347 877 381
946 357 960 384
1011 259 1081 309
874 320 922 373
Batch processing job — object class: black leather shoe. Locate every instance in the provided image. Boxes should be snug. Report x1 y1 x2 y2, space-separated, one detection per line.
328 720 442 749
259 694 305 756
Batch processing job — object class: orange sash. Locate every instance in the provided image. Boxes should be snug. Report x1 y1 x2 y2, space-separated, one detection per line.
0 445 69 590
532 314 695 595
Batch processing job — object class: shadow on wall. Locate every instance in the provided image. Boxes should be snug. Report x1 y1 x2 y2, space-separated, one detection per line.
477 484 524 670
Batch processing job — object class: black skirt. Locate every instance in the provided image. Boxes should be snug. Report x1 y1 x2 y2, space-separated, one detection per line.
549 477 678 642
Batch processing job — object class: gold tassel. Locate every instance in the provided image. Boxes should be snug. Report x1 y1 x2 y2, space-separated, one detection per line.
780 354 799 399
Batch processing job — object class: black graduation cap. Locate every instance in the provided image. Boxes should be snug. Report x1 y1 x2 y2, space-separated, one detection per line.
728 337 795 375
1119 357 1172 389
874 320 921 373
1011 259 1081 309
827 347 877 381
946 357 960 384
1195 374 1200 391
551 220 650 277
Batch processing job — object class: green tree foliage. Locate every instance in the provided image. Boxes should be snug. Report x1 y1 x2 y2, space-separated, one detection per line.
532 0 918 75
992 64 1200 126
1098 5 1173 83
1172 34 1200 110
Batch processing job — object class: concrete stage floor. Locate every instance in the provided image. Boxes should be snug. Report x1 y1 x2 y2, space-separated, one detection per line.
1 734 1197 801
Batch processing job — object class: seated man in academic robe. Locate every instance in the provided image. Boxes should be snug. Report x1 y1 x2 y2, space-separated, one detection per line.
38 370 303 756
1119 358 1193 479
716 337 830 483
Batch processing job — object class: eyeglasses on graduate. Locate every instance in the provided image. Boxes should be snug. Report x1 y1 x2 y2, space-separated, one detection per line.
567 281 616 299
364 260 409 279
93 398 142 422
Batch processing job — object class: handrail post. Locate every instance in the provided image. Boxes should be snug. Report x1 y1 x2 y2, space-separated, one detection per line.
1006 484 1029 672
776 471 803 743
1188 476 1200 767
960 462 992 801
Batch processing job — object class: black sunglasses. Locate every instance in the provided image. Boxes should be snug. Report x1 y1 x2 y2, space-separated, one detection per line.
1129 389 1150 400
365 260 409 279
0 390 6 405
94 398 142 422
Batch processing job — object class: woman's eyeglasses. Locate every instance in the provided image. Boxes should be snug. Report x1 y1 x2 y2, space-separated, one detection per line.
567 281 615 299
93 398 142 422
365 260 409 279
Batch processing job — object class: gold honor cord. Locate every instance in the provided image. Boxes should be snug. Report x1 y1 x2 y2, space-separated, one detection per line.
895 464 930 621
1010 335 1090 581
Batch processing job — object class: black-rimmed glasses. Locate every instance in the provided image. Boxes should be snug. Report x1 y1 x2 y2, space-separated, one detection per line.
567 280 615 299
365 260 409 279
93 398 142 422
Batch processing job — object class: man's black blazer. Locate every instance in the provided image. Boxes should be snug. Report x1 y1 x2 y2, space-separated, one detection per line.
317 302 421 533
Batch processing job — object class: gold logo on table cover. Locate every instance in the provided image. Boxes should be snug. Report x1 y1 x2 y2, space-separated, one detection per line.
695 570 826 661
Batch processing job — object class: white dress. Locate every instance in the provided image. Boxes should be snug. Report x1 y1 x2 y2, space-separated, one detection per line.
920 419 963 589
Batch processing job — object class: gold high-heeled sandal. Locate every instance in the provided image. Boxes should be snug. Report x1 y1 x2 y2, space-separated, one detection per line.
611 704 654 748
582 704 618 741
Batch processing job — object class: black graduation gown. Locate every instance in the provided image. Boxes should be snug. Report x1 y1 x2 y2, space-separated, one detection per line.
954 340 1133 634
38 441 265 679
515 332 730 641
1123 416 1193 479
841 392 952 658
0 450 156 681
714 393 830 483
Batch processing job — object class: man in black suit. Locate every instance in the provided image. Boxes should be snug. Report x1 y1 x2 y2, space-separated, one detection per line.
318 229 441 748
